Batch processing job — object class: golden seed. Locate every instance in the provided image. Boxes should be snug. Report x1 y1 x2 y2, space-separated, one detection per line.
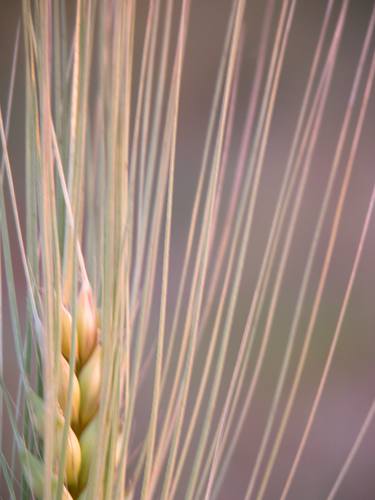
61 304 78 363
78 415 98 489
77 284 98 366
78 344 102 429
57 427 82 489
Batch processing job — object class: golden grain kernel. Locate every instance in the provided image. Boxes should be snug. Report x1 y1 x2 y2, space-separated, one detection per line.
78 344 102 428
58 427 82 489
61 304 78 363
78 415 98 489
77 284 98 366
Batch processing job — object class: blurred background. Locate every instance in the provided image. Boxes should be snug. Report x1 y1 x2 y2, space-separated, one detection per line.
1 1 375 499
